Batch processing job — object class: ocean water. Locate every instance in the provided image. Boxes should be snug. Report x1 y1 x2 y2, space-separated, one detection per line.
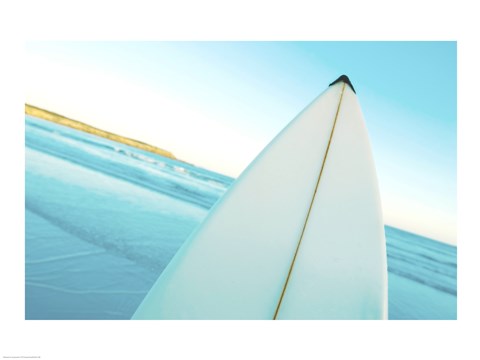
25 115 457 320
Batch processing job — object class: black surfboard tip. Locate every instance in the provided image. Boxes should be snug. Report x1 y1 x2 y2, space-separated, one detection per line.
329 75 356 93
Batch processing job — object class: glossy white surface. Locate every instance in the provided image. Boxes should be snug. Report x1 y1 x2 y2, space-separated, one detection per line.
276 86 388 319
132 81 387 319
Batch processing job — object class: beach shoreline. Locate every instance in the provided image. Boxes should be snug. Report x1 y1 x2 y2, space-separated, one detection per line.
25 103 177 161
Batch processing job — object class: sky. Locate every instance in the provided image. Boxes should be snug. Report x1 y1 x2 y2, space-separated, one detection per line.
25 41 457 244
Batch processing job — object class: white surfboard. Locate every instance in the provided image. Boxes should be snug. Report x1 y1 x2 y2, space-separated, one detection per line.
132 76 388 320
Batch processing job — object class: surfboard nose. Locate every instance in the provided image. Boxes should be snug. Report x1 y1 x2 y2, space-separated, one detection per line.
329 75 356 93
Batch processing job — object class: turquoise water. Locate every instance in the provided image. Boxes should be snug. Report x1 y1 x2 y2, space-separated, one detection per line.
25 115 456 320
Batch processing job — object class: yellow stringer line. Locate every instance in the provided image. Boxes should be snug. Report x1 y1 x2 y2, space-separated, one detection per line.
272 83 346 320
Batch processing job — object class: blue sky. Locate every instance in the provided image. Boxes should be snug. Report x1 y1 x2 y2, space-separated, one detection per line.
25 41 456 244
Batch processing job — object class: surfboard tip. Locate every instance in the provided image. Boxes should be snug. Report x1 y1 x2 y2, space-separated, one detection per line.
329 75 356 93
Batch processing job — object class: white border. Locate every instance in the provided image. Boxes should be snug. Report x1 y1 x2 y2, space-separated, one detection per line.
2 1 478 359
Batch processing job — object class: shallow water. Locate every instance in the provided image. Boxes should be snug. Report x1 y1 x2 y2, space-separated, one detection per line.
25 116 456 320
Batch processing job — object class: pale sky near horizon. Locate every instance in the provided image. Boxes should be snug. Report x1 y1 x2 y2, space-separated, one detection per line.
25 41 457 244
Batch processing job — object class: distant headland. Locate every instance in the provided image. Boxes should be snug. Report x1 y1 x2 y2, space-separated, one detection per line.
25 104 177 160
